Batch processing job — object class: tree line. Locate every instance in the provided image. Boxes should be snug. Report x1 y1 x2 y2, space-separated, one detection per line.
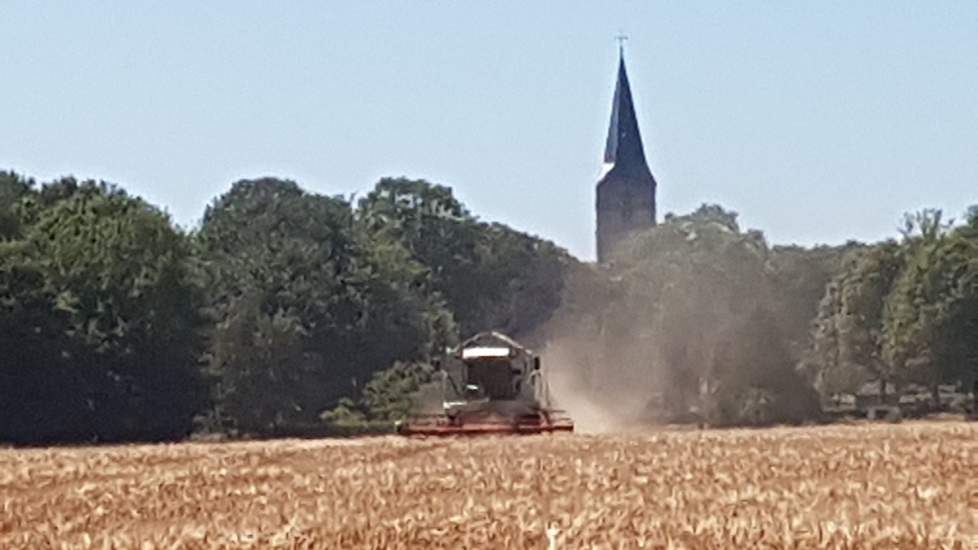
1 170 975 443
0 172 569 443
805 209 978 405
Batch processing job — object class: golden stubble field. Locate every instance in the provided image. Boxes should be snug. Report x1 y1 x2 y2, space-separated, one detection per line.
1 421 976 549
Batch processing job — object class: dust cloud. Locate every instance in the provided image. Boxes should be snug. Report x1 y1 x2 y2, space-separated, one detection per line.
532 246 822 431
539 335 665 434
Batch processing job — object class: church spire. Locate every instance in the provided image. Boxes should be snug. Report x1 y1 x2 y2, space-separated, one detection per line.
595 44 657 263
603 49 648 173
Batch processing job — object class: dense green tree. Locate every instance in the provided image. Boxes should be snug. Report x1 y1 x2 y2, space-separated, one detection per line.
768 242 860 360
802 280 845 394
0 171 35 240
883 211 978 398
358 177 573 340
321 361 439 427
804 208 978 407
809 241 904 398
0 247 82 441
199 178 453 435
1 180 206 442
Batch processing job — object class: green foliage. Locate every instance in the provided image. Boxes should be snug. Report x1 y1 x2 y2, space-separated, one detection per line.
883 211 978 389
198 178 454 436
805 208 978 405
3 166 976 441
321 361 437 426
469 223 572 339
0 180 206 443
358 177 574 340
805 241 903 396
768 242 860 360
0 173 578 442
0 171 34 240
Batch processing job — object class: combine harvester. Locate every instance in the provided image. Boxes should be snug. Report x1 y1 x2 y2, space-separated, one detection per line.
396 331 574 436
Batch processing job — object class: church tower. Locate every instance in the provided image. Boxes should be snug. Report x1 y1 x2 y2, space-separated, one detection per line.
595 48 657 262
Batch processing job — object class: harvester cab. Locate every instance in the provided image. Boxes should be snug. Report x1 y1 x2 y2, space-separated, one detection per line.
396 331 573 436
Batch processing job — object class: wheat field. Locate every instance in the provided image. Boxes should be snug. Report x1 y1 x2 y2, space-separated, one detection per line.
1 421 976 549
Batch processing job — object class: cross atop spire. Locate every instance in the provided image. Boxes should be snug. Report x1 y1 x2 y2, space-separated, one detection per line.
615 32 628 57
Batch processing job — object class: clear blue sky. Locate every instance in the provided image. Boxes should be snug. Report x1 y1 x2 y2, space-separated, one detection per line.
3 1 976 260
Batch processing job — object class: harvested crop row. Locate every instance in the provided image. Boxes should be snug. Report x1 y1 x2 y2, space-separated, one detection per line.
1 422 976 549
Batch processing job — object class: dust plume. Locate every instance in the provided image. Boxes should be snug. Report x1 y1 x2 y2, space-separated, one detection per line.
541 339 654 434
532 209 824 430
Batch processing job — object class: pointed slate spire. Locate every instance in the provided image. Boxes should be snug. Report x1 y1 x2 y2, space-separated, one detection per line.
602 51 649 174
